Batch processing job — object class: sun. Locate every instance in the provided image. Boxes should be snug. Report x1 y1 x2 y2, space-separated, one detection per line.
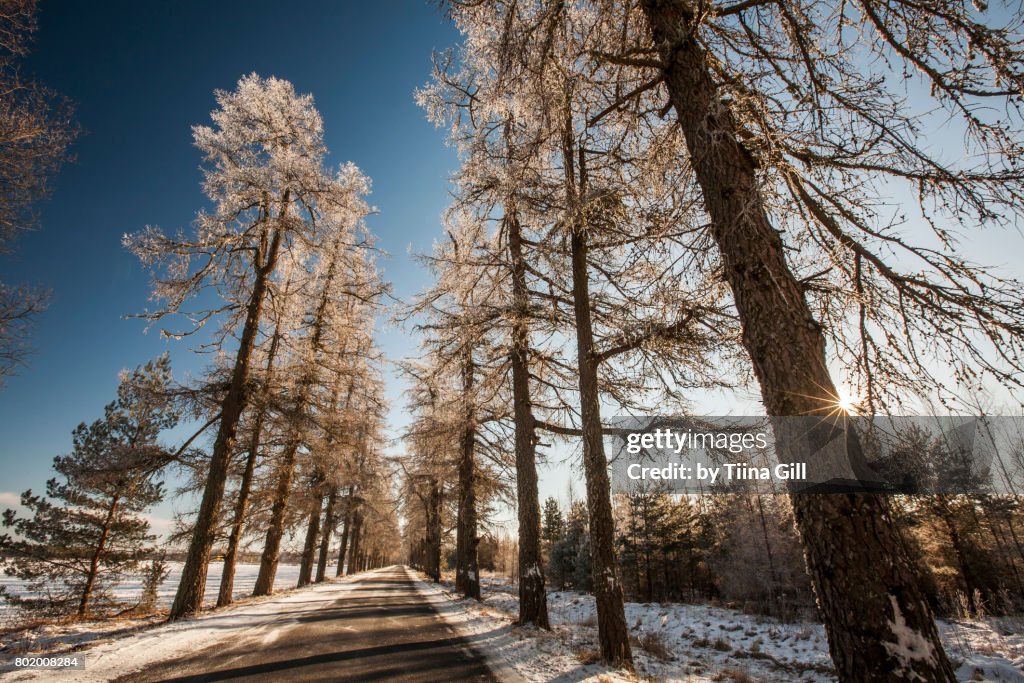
836 390 857 414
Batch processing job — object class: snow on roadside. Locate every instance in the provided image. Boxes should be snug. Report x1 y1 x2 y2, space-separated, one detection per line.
406 568 630 683
417 571 1024 683
0 569 367 682
0 562 304 657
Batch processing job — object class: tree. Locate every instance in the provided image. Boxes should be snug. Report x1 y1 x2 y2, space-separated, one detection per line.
541 497 565 556
548 500 593 592
0 0 76 383
127 74 372 619
423 3 735 660
491 0 1024 677
0 356 178 617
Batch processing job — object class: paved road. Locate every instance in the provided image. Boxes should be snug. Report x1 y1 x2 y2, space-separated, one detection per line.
121 567 497 682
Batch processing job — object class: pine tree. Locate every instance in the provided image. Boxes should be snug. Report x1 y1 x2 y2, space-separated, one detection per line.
0 356 177 617
542 497 565 555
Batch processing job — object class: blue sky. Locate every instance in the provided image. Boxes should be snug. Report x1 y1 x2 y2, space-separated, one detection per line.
0 0 464 525
3 0 1022 537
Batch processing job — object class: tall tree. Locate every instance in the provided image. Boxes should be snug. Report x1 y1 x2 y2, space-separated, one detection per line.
127 74 371 619
609 0 1024 677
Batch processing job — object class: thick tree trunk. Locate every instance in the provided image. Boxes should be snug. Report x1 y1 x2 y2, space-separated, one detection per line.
170 218 286 621
455 349 481 600
506 205 549 628
315 485 338 583
297 481 324 588
561 108 631 665
218 325 282 608
640 2 955 679
252 440 300 596
79 494 119 618
336 487 354 577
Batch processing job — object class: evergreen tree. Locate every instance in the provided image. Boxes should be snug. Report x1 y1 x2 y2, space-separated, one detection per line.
0 356 178 617
548 501 593 592
541 497 565 556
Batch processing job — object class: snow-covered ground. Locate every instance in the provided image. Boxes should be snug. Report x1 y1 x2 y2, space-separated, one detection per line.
2 566 1021 682
0 562 308 655
420 572 1024 683
0 568 365 682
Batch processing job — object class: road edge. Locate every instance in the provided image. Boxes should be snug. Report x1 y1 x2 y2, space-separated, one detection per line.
402 566 531 683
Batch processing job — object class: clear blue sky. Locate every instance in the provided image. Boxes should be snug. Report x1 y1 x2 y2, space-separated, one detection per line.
0 0 462 523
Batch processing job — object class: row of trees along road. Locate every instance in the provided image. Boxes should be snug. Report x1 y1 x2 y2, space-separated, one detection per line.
124 74 394 619
2 74 399 620
404 1 1024 681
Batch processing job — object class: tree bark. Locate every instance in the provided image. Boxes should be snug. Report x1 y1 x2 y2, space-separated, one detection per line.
346 507 362 576
455 348 481 600
218 322 283 608
297 480 324 588
506 204 550 628
640 2 955 679
79 494 119 618
336 487 354 577
170 213 286 621
252 440 300 596
425 477 442 582
562 108 632 666
315 485 338 583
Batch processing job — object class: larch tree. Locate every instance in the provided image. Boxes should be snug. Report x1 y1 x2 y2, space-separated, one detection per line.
126 74 373 619
589 0 1024 678
216 254 305 607
252 207 382 596
426 0 737 662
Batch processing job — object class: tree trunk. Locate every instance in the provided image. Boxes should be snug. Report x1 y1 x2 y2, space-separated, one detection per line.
252 235 340 597
455 348 481 600
336 487 354 577
425 478 442 582
563 112 632 666
315 485 339 583
79 494 119 618
252 440 300 596
346 507 362 576
640 2 955 679
170 217 286 621
505 204 550 628
218 323 283 608
297 481 324 588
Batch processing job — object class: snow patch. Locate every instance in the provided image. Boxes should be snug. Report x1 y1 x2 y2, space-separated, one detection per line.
882 594 937 681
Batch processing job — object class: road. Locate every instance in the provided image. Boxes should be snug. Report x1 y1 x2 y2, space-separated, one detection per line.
119 566 497 682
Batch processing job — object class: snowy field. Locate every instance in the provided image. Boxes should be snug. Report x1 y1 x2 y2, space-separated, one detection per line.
0 561 312 656
0 569 368 681
0 561 308 620
418 573 1024 683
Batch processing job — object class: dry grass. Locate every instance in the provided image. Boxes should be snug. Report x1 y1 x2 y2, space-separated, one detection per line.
633 631 673 660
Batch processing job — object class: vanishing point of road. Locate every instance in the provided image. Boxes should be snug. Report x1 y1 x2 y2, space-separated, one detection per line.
120 567 498 682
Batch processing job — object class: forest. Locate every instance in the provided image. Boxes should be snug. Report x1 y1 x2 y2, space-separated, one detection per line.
2 0 1024 681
